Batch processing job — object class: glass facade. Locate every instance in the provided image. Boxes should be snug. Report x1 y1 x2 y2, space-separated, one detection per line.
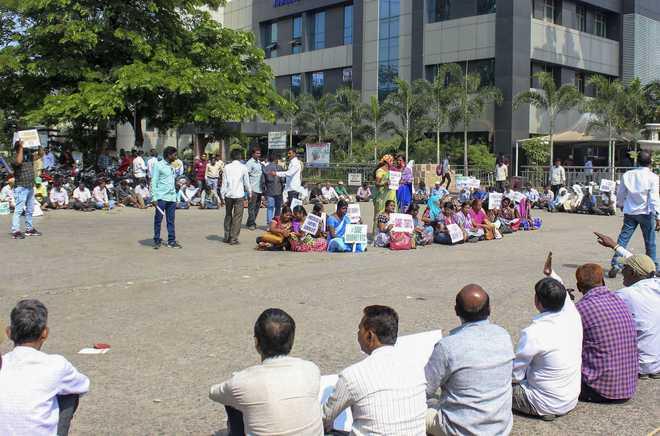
426 59 495 86
342 67 353 86
291 74 302 96
378 0 400 101
310 71 325 98
344 5 353 45
429 0 497 23
477 0 496 14
292 16 303 54
312 11 326 50
576 5 587 32
594 12 606 37
263 22 278 58
544 0 555 23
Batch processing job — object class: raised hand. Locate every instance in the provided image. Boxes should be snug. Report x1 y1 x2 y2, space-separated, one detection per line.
543 252 552 277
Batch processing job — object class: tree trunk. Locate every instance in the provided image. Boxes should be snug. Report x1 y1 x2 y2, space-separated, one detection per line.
133 108 144 148
374 125 378 162
609 123 614 179
463 123 468 175
548 118 554 168
405 118 409 162
349 126 353 158
289 119 293 148
436 126 441 165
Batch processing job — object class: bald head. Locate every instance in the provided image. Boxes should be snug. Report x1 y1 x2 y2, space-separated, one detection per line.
455 284 491 322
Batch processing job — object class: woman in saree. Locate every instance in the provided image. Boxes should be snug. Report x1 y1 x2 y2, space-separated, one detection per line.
327 200 366 252
434 202 467 245
395 154 413 213
256 205 294 251
454 202 484 241
289 205 328 252
468 199 497 240
422 194 443 228
374 200 396 248
372 154 397 235
497 197 521 232
406 203 434 246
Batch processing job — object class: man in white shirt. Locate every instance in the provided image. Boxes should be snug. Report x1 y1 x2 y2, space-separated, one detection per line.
48 180 69 209
146 148 159 179
512 277 582 421
272 148 302 206
323 305 427 435
210 309 323 436
321 181 339 203
495 159 508 192
205 154 224 193
134 180 151 204
221 148 251 245
0 177 15 209
132 149 147 181
549 158 566 198
610 151 660 276
72 181 94 211
0 299 90 436
92 179 114 209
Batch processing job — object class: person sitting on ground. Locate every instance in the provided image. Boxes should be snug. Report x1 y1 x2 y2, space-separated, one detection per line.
459 187 471 204
334 180 352 202
183 180 201 206
426 285 514 436
414 181 429 204
512 277 582 421
468 199 497 240
434 202 466 245
374 199 396 248
321 181 339 203
33 177 48 210
0 299 90 436
92 179 114 209
431 181 449 199
594 232 659 378
48 179 69 209
356 182 372 202
176 179 193 209
72 181 94 211
407 203 433 246
497 197 521 232
289 205 328 252
256 205 294 251
308 183 323 204
209 308 323 436
116 179 145 209
454 202 484 241
538 186 554 210
327 200 366 253
134 180 151 206
421 194 442 228
573 263 638 402
0 177 16 210
323 306 427 435
524 183 540 208
598 190 616 216
200 184 220 210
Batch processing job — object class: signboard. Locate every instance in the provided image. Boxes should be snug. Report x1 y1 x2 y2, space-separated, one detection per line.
388 171 402 190
488 193 503 210
456 176 480 190
447 223 464 244
290 198 303 210
347 173 362 186
347 203 361 224
306 143 331 168
12 129 41 149
268 131 287 150
344 224 368 244
301 214 322 235
389 213 414 233
600 179 616 193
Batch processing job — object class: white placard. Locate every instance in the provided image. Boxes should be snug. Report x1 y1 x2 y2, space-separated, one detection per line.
13 129 41 149
347 173 362 186
388 171 402 190
347 203 361 223
321 212 327 232
344 224 368 244
78 348 110 355
268 131 287 150
290 198 303 210
511 192 525 203
488 192 503 210
301 214 322 235
446 223 464 244
389 213 414 233
600 179 616 192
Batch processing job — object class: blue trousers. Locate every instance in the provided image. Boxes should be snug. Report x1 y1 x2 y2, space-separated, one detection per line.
266 195 283 225
612 214 658 269
154 200 176 244
11 186 34 233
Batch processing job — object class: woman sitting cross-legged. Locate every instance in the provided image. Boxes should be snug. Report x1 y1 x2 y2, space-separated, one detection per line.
433 202 467 245
453 202 484 242
374 200 396 247
468 199 497 240
496 196 521 232
289 205 328 252
407 203 433 246
256 205 294 251
327 200 366 253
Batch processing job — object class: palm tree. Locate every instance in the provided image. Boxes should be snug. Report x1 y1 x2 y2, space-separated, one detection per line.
297 93 337 142
335 87 368 158
514 71 582 168
384 78 431 161
366 95 391 162
430 64 462 164
448 70 503 175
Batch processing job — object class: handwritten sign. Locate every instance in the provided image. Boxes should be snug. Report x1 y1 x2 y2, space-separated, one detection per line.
447 223 464 243
347 203 361 223
290 198 303 210
344 224 368 244
389 171 402 190
13 129 41 149
301 214 322 235
600 179 616 193
488 192 503 210
389 213 414 233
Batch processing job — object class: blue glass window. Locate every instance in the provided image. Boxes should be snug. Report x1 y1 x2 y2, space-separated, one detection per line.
313 11 326 50
291 74 302 96
344 5 353 45
378 0 400 101
310 72 325 98
292 16 303 54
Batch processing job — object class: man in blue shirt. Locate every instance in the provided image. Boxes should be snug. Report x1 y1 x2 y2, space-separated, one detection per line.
151 146 181 249
245 147 263 230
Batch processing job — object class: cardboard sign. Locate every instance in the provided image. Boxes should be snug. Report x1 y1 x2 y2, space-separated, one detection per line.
344 224 368 244
301 214 322 235
388 171 402 190
13 129 41 149
347 203 361 224
447 223 464 243
268 131 287 149
347 173 362 186
600 179 616 193
389 213 414 233
488 192 503 210
290 198 303 210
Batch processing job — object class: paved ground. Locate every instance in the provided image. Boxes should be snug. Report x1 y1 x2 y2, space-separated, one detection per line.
0 204 658 436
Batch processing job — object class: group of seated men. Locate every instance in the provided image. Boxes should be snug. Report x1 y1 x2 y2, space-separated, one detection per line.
1 231 655 435
309 181 355 204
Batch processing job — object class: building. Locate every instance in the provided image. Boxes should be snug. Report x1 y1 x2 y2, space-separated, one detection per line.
223 0 660 161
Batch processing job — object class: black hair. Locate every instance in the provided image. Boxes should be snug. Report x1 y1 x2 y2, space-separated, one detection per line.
163 146 177 159
385 199 395 208
638 151 652 167
312 202 324 215
455 293 491 322
230 148 243 161
373 160 388 178
337 199 348 211
406 203 419 214
534 278 566 312
281 204 292 215
268 151 278 161
10 299 48 345
443 201 454 210
253 308 296 358
293 205 306 216
251 147 261 156
287 148 296 154
362 305 398 346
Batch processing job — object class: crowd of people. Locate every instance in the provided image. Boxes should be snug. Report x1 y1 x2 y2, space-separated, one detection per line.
1 232 657 435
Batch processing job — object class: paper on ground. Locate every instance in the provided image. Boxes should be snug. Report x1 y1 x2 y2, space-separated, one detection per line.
78 348 110 355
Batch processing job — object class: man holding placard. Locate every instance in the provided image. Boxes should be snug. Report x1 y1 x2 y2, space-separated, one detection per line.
10 140 41 239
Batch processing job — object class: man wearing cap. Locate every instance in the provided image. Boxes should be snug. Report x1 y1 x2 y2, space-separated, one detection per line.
610 151 660 277
334 180 351 202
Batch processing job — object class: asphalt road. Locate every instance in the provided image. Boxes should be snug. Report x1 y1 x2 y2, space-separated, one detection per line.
0 204 658 435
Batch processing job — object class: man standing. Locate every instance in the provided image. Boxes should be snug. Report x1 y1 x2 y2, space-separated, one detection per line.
584 158 593 184
262 151 284 226
10 140 42 239
221 148 251 245
273 148 302 206
495 158 508 193
97 147 112 172
132 149 147 183
151 146 181 249
425 285 514 436
245 147 264 230
549 158 566 198
146 148 158 180
610 151 660 276
439 155 451 189
193 153 208 188
205 154 224 193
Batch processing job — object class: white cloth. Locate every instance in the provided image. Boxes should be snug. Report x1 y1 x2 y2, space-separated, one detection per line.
322 345 427 436
321 186 338 201
276 157 302 192
132 156 147 178
550 165 566 185
495 164 508 182
512 294 582 416
0 346 90 436
92 186 109 204
146 156 159 177
525 189 540 202
616 167 660 216
220 160 251 200
616 278 660 375
49 188 69 205
134 185 150 200
0 185 14 203
209 356 323 436
72 187 91 202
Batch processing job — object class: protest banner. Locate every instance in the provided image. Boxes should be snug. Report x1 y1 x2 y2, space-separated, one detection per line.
389 213 414 233
600 179 616 192
388 171 402 190
347 203 361 223
290 198 303 210
12 129 41 149
447 223 464 244
301 214 322 235
344 224 368 244
306 143 331 168
488 192 503 209
347 173 362 186
268 131 287 150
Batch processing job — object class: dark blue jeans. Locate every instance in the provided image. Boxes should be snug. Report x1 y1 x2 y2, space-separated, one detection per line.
612 213 658 270
154 200 176 244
